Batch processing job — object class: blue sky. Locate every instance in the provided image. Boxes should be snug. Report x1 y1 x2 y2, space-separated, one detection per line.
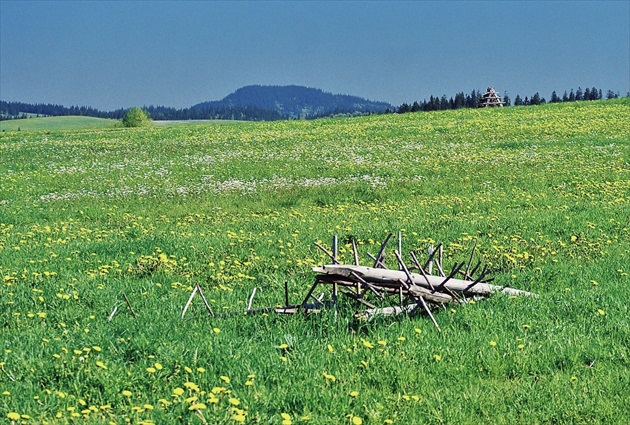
1 1 628 110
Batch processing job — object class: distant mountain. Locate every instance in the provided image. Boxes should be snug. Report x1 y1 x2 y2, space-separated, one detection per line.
192 85 392 119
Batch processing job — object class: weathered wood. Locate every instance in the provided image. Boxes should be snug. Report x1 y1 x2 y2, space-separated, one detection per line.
314 242 340 264
340 289 377 308
196 284 215 317
181 285 198 319
465 242 477 279
301 280 320 306
350 271 384 298
247 287 257 311
352 239 359 266
416 294 441 331
107 305 119 322
313 264 534 297
367 252 387 268
374 233 392 268
356 303 420 320
424 243 443 272
410 251 435 290
122 292 137 318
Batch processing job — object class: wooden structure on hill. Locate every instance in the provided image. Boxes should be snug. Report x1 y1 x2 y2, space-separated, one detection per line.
479 87 504 107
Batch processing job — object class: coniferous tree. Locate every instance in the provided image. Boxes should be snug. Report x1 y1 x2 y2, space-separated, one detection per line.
562 91 569 102
575 87 583 101
569 89 576 101
440 95 450 110
550 91 560 103
514 95 523 106
397 103 411 114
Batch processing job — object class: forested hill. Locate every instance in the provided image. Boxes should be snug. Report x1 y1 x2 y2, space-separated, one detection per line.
192 85 392 119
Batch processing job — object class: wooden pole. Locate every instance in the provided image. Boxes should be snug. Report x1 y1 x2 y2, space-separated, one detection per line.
196 285 215 317
122 292 137 318
374 233 392 268
246 287 257 312
352 239 359 266
313 264 534 297
181 285 199 319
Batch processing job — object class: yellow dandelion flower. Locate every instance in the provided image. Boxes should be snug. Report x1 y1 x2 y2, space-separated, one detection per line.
361 339 374 349
518 344 525 350
327 344 334 352
414 328 421 334
323 372 336 382
213 327 221 334
433 354 441 361
349 391 359 397
397 337 406 342
220 375 230 384
352 416 363 425
189 403 207 411
146 367 156 373
122 390 132 397
598 309 606 316
96 361 107 370
489 341 497 347
211 386 226 394
229 397 240 406
232 413 246 423
172 387 184 396
154 362 163 370
7 412 20 421
207 396 219 404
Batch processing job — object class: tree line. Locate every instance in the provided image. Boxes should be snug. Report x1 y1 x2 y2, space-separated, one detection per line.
1 86 625 122
0 101 284 122
394 86 623 114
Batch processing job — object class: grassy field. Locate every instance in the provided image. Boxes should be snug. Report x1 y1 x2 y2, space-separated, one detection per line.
0 116 120 132
1 100 629 424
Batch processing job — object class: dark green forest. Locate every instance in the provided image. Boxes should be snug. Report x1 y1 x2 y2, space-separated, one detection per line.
1 84 623 122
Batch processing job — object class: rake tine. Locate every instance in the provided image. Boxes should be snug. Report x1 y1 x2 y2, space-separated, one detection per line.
464 242 477 279
434 262 465 292
373 233 393 268
423 242 443 271
463 266 490 292
410 251 435 290
314 242 340 264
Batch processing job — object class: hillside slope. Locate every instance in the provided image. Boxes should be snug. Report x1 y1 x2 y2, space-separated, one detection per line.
192 85 392 118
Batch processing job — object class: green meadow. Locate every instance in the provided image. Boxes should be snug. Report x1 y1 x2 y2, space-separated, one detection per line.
0 116 120 132
1 100 629 424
